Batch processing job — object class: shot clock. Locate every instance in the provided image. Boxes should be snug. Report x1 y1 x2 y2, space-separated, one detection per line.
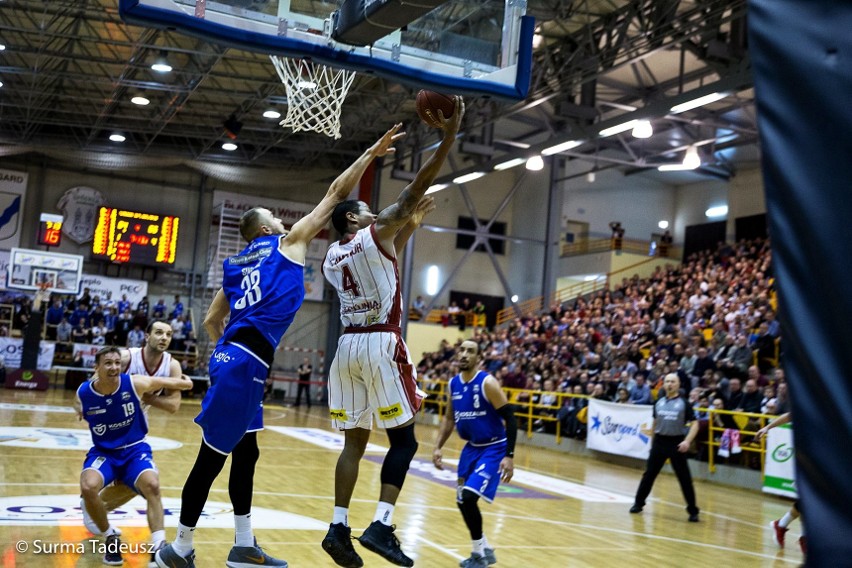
37 213 63 247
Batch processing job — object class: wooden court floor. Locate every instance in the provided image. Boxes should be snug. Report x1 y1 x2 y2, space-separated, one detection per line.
0 388 803 567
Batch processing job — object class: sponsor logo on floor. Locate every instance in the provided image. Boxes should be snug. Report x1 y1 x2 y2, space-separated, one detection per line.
0 495 327 529
0 427 181 451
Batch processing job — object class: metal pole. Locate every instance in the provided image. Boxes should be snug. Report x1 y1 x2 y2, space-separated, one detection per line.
542 156 560 305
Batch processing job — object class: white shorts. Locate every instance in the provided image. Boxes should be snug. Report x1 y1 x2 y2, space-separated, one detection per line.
328 330 422 430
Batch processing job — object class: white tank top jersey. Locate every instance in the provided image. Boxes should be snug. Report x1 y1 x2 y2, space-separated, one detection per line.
323 224 402 328
124 347 174 410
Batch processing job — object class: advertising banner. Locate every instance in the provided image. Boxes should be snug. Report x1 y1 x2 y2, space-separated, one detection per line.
586 399 653 459
0 169 28 250
763 423 798 498
78 275 148 308
0 337 55 370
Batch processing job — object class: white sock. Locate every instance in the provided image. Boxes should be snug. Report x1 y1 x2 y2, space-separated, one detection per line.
234 514 254 547
333 507 349 526
472 538 485 555
481 535 490 550
374 501 395 526
172 523 195 557
151 529 166 547
779 512 794 528
104 525 118 538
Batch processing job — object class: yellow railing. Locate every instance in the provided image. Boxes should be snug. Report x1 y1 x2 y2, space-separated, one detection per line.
561 237 676 258
495 279 606 326
421 380 777 477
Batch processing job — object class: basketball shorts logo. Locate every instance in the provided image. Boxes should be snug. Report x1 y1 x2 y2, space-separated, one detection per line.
91 456 106 469
377 403 403 421
329 409 348 421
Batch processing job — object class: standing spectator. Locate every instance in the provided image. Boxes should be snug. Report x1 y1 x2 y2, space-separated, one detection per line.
294 358 313 408
473 301 487 330
152 299 167 320
659 230 673 257
448 301 461 329
170 295 184 319
609 221 625 251
132 308 149 333
90 319 108 345
117 294 131 315
56 317 73 352
71 320 89 344
45 299 65 339
102 291 116 312
630 373 700 522
459 297 472 331
169 315 186 352
136 296 150 316
115 311 133 347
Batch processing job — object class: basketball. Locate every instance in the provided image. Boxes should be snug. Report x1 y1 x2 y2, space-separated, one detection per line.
416 90 456 128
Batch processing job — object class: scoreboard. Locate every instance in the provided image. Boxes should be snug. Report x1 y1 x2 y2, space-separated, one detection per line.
92 207 179 265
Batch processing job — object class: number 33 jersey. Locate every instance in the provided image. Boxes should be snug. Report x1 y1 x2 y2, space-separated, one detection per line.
323 224 402 328
221 234 305 348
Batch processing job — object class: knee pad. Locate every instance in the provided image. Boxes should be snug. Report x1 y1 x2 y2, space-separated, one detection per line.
381 425 418 489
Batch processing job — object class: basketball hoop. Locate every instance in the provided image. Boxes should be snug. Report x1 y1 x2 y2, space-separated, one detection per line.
269 56 356 139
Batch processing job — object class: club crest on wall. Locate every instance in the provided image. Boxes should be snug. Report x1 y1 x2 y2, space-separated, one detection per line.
56 186 105 244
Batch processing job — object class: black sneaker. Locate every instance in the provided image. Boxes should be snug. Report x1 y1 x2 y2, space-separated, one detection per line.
322 523 363 568
629 505 643 514
103 533 123 566
357 521 413 567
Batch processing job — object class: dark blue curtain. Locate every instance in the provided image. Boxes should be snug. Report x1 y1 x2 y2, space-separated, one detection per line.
749 1 852 564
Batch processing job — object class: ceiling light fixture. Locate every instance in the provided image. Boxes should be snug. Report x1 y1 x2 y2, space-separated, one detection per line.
0 44 6 51
657 164 694 171
262 109 281 119
658 220 669 230
525 156 544 171
670 92 729 114
297 79 317 90
683 146 701 169
541 140 583 156
151 51 172 73
222 142 238 151
425 183 448 195
599 120 638 138
131 95 150 106
109 133 126 142
586 171 596 183
631 120 653 139
705 205 729 218
453 172 486 184
493 158 526 171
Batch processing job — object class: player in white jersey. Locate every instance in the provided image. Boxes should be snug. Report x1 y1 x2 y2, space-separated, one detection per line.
81 320 182 555
321 96 463 568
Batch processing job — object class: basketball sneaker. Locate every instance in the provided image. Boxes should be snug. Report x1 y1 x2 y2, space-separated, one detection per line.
357 521 414 567
80 498 121 536
226 541 288 567
149 540 166 568
155 543 196 568
459 548 496 567
322 523 364 568
460 552 488 568
103 534 123 566
770 520 788 548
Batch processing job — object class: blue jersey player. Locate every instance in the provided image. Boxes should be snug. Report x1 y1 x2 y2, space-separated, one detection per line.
433 340 517 568
156 123 405 568
76 347 192 566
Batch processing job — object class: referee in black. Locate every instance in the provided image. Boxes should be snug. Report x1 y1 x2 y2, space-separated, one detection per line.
630 373 700 521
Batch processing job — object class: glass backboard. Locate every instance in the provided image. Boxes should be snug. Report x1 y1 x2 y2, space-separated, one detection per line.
119 0 533 99
6 249 84 295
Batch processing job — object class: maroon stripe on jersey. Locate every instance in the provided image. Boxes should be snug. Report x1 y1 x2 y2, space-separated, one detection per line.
370 223 396 261
387 253 402 327
393 335 421 413
344 324 401 334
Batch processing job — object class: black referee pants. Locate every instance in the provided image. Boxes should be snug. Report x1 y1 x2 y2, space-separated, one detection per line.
634 435 699 515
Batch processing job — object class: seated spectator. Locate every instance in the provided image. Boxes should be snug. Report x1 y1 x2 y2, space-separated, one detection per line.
628 374 652 404
726 378 744 410
127 325 145 348
615 386 630 404
739 378 763 414
136 295 150 316
411 295 426 320
760 384 777 415
90 319 108 346
170 294 184 319
132 308 149 332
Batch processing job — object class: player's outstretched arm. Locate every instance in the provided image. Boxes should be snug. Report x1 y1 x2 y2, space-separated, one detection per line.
375 98 463 246
203 289 229 345
432 394 455 470
756 411 792 440
394 196 436 256
131 373 192 394
281 124 405 262
141 358 183 414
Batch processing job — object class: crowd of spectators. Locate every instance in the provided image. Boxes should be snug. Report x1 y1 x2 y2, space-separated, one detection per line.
3 289 195 354
417 238 785 442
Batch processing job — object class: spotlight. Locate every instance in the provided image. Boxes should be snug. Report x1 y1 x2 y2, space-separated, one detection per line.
631 120 653 139
109 133 126 142
222 142 238 151
525 156 544 171
151 51 172 73
262 109 281 119
131 95 150 106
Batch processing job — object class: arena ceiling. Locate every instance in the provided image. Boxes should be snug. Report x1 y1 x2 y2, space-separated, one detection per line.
0 0 756 183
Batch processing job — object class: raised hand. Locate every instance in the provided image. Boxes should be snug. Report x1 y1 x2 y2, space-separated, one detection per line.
371 123 406 158
437 96 465 135
410 196 436 226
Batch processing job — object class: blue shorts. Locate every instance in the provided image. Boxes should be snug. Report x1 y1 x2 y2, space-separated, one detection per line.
457 441 507 503
82 442 156 491
196 342 268 454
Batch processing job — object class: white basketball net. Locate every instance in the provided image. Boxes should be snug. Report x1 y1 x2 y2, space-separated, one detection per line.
269 56 356 139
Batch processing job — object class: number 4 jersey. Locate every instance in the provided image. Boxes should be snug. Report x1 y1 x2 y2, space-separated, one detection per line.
323 224 402 328
221 234 305 349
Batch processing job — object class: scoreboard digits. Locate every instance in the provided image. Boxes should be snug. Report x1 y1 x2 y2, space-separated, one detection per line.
92 207 179 265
